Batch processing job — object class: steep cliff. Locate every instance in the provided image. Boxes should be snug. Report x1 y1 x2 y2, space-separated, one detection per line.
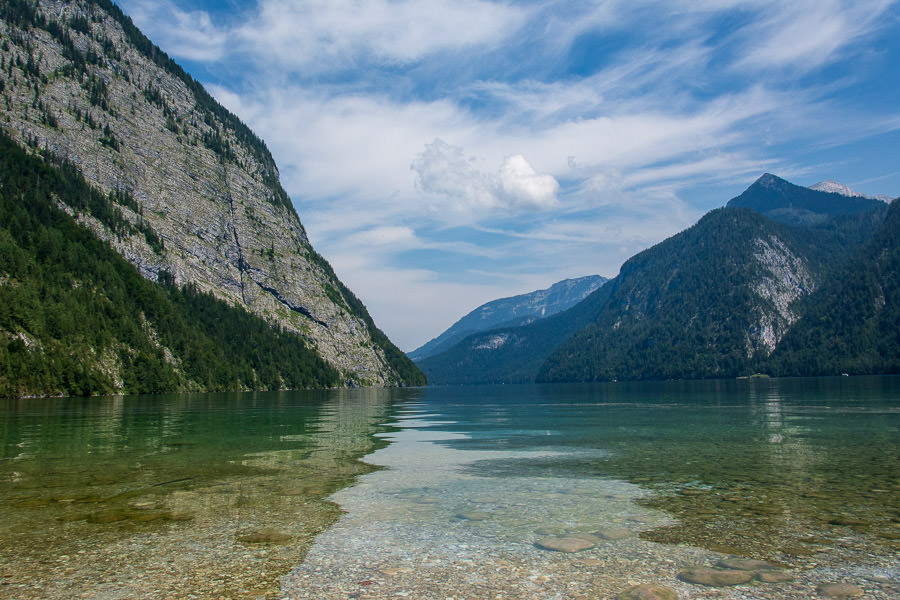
0 0 423 386
765 198 900 376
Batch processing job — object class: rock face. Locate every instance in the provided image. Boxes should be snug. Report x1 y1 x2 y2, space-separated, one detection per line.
0 0 421 386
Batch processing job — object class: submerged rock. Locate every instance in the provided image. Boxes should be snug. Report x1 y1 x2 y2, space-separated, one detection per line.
717 557 780 571
756 571 794 583
236 528 292 544
817 583 864 597
677 567 754 586
535 535 595 553
596 527 633 540
616 583 679 600
456 511 491 521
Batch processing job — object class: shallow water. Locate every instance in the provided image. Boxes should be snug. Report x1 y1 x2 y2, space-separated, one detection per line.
0 388 412 599
283 377 900 599
1 379 898 599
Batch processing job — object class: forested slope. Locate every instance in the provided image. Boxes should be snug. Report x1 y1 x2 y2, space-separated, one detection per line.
0 131 341 397
764 199 900 376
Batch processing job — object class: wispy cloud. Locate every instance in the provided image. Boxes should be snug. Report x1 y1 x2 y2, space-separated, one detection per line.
120 0 900 349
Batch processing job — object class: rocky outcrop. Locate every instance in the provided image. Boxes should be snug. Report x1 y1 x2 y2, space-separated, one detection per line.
0 0 420 385
747 234 816 356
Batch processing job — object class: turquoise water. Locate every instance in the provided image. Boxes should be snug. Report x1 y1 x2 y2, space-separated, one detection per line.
0 388 412 598
287 377 900 599
1 378 898 598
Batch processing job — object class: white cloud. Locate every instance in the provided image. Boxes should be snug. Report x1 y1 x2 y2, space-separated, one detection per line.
733 0 896 72
411 140 559 214
120 0 227 62
117 0 900 350
500 155 560 210
235 0 528 71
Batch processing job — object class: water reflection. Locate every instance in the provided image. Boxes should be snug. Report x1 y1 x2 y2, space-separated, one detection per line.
413 378 900 562
0 388 415 599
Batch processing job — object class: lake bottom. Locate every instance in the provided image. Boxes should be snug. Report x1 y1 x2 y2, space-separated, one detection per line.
282 381 899 600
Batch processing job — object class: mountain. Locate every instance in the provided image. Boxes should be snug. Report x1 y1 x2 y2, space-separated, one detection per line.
809 180 893 203
420 173 891 385
727 173 886 226
537 208 826 381
0 131 343 397
0 0 423 389
408 275 607 361
415 280 614 384
538 178 892 383
764 198 900 376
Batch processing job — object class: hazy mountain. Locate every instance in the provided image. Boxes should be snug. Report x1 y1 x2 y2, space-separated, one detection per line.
409 275 607 361
727 173 885 226
0 0 423 391
415 280 615 384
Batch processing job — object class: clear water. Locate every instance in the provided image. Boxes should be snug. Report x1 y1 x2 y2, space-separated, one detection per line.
0 388 414 598
1 378 898 599
286 377 900 599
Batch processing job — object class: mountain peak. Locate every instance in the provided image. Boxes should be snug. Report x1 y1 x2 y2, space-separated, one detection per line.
728 174 886 226
755 173 786 187
809 180 865 198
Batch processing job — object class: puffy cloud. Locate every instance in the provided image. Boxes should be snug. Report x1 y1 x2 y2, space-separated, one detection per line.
412 140 559 213
411 140 498 210
499 155 560 210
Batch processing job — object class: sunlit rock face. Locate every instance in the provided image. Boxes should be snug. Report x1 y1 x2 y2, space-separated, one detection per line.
1 0 417 385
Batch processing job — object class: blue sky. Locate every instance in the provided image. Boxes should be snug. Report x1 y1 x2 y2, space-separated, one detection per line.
118 0 900 351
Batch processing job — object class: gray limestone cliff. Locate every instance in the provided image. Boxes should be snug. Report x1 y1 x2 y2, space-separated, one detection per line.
0 0 422 386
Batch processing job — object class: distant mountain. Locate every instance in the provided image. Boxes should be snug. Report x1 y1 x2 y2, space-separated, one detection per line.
809 180 893 203
727 173 885 226
764 198 900 376
415 281 614 384
420 173 892 385
408 275 607 361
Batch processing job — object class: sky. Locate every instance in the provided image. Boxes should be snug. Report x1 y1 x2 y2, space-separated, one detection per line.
117 0 900 351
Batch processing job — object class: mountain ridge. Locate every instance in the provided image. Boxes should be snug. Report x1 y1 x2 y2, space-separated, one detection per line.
0 0 423 387
727 173 885 226
419 173 894 385
409 274 607 361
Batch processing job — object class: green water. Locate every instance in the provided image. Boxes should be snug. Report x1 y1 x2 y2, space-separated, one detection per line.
1 377 898 598
0 388 412 598
420 377 900 561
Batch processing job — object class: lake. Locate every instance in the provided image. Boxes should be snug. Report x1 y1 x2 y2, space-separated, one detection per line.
1 378 898 599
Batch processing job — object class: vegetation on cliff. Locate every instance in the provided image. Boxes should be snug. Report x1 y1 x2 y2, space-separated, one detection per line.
0 0 425 387
0 130 341 397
